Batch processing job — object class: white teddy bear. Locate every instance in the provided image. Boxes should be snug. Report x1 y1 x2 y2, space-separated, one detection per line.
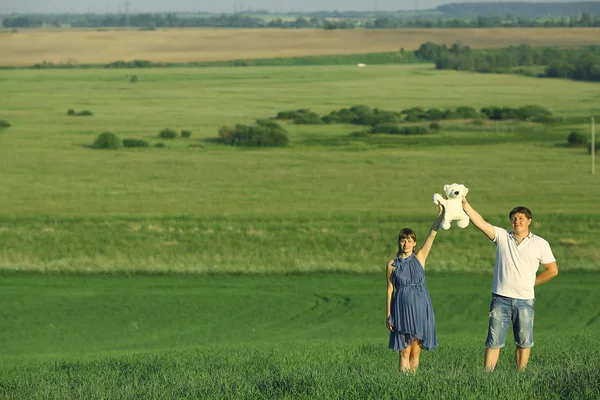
432 183 470 230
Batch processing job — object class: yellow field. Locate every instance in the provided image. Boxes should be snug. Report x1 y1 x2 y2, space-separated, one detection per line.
2 27 600 66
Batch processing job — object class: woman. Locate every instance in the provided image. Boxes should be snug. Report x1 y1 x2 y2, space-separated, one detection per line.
386 205 444 373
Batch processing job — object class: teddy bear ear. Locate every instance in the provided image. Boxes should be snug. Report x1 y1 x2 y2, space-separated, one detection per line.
464 186 469 195
443 184 449 191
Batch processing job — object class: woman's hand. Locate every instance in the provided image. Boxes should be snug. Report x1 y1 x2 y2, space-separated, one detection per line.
386 316 394 332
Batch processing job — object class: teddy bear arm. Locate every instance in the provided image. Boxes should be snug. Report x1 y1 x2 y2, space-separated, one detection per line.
432 193 446 206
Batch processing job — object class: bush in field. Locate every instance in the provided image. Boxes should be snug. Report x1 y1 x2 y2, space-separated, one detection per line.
67 109 93 116
516 105 553 122
322 108 357 124
371 109 402 124
401 125 428 135
92 132 122 149
322 106 401 125
256 119 284 129
293 112 323 125
480 107 512 120
234 125 288 147
370 124 428 135
370 123 404 134
0 120 10 128
415 41 446 61
122 138 149 148
159 128 178 139
106 59 153 68
276 109 314 120
492 107 521 120
335 108 359 123
181 130 192 138
480 105 552 121
218 120 288 147
424 108 445 120
402 106 483 122
321 112 342 124
429 122 441 131
348 105 374 124
567 131 588 147
275 108 323 124
453 106 481 119
402 107 427 122
155 142 166 148
129 75 138 83
404 107 453 121
219 126 236 145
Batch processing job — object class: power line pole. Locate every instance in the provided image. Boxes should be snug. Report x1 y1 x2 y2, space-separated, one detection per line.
592 116 596 176
124 0 131 28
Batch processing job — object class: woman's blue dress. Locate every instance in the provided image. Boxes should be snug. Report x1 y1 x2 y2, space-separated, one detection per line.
388 254 438 351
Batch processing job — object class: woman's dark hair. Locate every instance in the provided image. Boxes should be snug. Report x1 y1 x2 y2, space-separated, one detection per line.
396 228 417 257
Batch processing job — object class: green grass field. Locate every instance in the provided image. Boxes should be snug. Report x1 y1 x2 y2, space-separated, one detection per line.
0 64 599 273
1 272 599 399
1 63 599 398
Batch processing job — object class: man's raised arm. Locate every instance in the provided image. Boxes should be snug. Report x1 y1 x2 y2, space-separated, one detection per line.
462 197 496 240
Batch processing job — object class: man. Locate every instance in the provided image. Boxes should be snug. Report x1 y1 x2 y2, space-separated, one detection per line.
462 197 558 371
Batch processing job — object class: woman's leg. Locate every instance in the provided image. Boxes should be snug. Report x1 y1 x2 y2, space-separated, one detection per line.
409 339 422 373
399 345 412 372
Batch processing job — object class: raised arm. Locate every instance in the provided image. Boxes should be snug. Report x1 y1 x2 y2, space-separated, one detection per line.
415 204 444 267
386 259 395 332
462 197 496 240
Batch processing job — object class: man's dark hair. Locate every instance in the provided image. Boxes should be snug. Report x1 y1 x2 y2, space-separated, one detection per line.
509 206 532 220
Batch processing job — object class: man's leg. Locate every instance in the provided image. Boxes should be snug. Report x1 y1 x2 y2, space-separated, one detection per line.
484 348 501 372
485 294 511 372
513 298 535 371
515 347 531 371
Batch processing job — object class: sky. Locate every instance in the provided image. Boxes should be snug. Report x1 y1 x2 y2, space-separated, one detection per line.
0 0 581 14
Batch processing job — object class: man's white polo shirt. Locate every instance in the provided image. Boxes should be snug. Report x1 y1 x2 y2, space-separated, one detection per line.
491 226 556 300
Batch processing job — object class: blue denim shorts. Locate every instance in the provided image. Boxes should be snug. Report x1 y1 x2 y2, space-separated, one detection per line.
485 293 535 349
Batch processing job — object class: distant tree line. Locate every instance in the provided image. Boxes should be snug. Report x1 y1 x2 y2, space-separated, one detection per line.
364 13 600 28
3 11 600 29
284 2 600 20
415 42 600 82
435 1 600 19
0 13 328 29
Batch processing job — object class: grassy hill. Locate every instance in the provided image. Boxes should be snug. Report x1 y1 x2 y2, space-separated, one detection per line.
1 55 599 398
0 64 598 274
